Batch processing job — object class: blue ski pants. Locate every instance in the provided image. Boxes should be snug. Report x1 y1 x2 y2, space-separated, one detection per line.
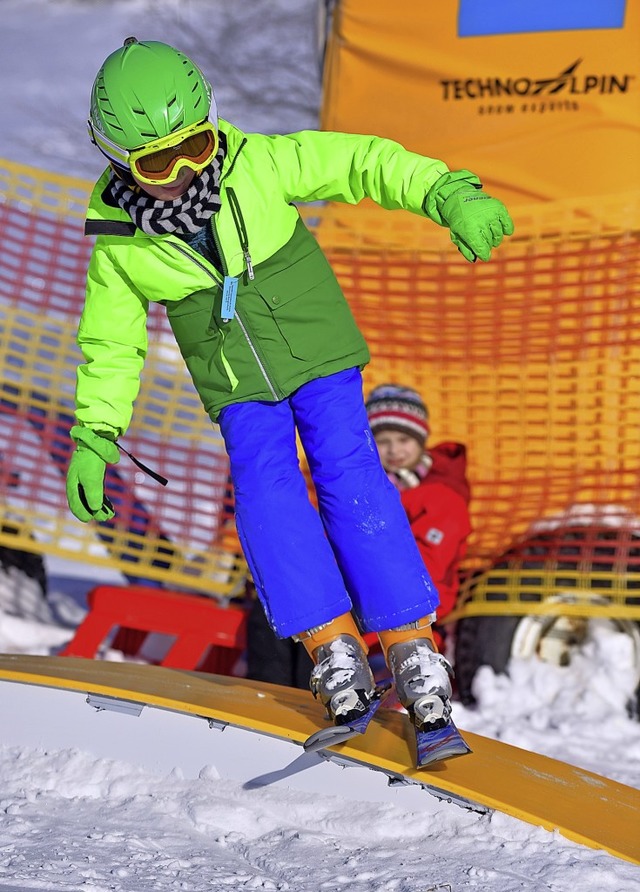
218 367 439 638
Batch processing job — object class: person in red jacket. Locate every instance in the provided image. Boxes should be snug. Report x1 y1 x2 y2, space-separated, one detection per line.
365 384 472 652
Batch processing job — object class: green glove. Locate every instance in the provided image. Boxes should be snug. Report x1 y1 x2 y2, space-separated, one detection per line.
441 188 514 262
425 170 514 263
66 425 120 523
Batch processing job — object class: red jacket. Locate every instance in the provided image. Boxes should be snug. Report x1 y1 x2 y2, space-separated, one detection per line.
390 442 472 621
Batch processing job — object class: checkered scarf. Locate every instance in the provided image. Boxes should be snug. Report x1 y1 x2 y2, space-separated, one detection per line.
108 137 226 236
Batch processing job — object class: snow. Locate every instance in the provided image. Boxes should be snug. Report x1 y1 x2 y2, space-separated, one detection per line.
0 743 605 892
1 2 640 889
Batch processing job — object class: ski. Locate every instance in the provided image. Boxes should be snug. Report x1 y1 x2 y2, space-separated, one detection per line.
305 705 471 766
304 683 472 768
303 686 389 754
413 718 472 768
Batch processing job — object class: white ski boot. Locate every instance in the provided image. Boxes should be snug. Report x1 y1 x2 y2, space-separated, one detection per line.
386 637 454 732
294 612 377 726
308 633 377 725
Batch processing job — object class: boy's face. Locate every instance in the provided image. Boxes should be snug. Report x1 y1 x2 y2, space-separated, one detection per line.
374 430 424 472
132 167 196 201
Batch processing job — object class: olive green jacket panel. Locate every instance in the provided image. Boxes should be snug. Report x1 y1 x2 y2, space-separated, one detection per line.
163 218 370 418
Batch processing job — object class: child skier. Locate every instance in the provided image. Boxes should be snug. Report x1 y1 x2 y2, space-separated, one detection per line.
67 38 513 746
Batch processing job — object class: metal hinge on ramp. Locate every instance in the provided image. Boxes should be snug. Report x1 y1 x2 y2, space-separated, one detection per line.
319 748 488 812
86 693 145 717
84 696 231 730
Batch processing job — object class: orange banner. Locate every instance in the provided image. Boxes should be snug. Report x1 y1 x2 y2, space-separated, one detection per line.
321 1 640 208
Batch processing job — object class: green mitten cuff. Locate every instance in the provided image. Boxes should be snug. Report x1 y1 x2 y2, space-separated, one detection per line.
423 169 483 225
66 449 115 523
70 425 120 465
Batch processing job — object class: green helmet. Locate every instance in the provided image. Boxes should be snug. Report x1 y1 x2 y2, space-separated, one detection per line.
89 37 215 153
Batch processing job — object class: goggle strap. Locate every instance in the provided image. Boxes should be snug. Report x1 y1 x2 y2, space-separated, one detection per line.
89 123 131 166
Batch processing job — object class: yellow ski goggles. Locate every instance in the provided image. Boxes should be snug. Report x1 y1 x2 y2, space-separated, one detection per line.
89 119 219 186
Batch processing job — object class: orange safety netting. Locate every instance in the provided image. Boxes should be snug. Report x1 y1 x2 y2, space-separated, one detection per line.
317 197 640 616
1 157 639 615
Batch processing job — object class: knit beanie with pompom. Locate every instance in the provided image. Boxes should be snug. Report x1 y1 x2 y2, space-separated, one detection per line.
365 383 429 446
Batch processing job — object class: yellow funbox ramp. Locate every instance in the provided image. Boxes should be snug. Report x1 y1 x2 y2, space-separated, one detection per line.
1 655 638 865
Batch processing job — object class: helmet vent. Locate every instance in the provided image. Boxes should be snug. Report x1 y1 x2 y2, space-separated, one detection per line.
92 76 125 135
90 43 212 149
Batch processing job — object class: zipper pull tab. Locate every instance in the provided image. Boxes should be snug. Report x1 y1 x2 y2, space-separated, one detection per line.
244 250 255 281
221 275 238 322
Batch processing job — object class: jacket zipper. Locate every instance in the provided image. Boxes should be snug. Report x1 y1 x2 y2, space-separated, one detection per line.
226 187 254 281
169 241 279 401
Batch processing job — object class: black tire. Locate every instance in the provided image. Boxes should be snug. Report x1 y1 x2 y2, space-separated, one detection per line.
455 614 640 721
0 522 47 601
0 543 47 598
453 615 521 706
630 622 640 721
0 523 47 622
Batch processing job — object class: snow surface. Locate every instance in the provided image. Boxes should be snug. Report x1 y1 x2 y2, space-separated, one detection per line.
1 2 640 889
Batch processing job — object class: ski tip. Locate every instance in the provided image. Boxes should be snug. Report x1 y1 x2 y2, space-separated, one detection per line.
303 725 359 754
303 691 388 754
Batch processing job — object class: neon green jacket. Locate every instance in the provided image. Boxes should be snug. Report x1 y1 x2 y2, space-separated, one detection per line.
77 120 451 434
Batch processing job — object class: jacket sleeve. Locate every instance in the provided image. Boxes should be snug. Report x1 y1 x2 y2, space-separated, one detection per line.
267 129 450 215
74 240 149 437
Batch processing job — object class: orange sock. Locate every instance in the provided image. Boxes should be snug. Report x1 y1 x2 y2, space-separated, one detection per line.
296 612 369 662
377 617 437 662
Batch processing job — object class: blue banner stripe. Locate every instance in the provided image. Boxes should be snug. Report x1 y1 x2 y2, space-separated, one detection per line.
458 1 626 37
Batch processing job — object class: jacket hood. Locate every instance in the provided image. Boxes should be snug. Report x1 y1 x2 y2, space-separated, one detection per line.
428 441 471 503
